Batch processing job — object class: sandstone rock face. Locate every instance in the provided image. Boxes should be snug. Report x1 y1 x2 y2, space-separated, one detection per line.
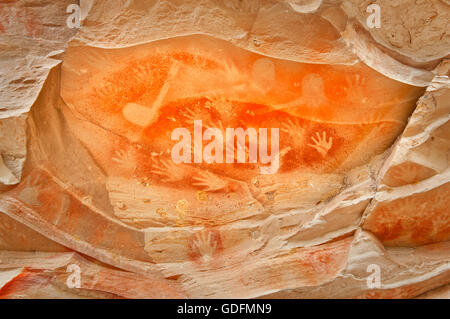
0 0 448 299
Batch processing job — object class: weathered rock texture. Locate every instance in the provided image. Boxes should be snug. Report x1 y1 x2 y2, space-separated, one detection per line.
0 0 448 299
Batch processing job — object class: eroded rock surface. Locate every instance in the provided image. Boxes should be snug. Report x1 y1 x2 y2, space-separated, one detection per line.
0 0 448 299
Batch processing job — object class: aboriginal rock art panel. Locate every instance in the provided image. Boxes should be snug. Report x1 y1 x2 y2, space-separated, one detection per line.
364 182 450 246
0 2 43 37
382 161 438 187
60 35 424 228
